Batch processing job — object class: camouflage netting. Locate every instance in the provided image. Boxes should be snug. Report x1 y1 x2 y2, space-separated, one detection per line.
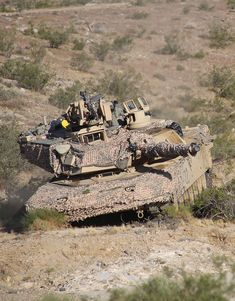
26 147 211 222
48 128 199 176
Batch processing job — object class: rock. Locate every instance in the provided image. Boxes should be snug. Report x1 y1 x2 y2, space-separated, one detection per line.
96 271 111 282
90 23 107 34
184 22 197 30
20 282 34 289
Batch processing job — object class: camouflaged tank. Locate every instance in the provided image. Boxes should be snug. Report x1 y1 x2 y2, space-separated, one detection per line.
18 92 213 222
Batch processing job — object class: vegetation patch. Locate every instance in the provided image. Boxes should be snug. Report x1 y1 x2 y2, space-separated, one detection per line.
193 50 205 59
73 38 85 51
49 81 82 109
0 27 15 57
201 66 235 100
90 40 111 61
160 33 181 55
178 94 206 113
0 0 93 11
227 0 235 9
157 33 190 60
91 69 142 101
71 52 94 72
193 183 235 221
112 35 133 52
208 21 234 48
153 73 166 81
198 1 214 11
176 64 184 71
21 208 67 232
108 264 235 301
0 122 22 181
182 5 190 14
37 24 69 48
30 42 47 64
0 59 51 91
130 12 149 19
0 86 18 102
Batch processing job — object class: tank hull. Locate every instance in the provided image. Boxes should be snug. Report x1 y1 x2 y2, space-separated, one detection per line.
26 139 212 222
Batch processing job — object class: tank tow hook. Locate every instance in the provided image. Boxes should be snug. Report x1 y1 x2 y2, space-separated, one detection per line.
137 209 144 219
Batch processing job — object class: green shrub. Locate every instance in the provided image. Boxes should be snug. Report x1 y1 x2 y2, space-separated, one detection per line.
0 122 22 180
38 24 69 48
176 64 184 71
94 69 142 101
0 86 18 102
208 21 234 48
193 50 205 59
131 12 149 19
49 81 82 109
153 73 166 81
163 204 192 222
0 27 15 57
0 59 51 91
108 266 235 301
61 0 92 5
203 66 235 100
212 133 235 160
73 38 85 51
179 94 206 112
198 1 213 11
0 0 92 11
0 4 15 12
21 208 67 231
112 35 133 52
227 0 235 9
90 40 110 61
193 186 235 221
182 5 190 14
181 111 235 161
14 0 52 10
71 52 94 72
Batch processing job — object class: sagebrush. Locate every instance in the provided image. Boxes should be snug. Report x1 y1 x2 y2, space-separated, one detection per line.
0 59 51 91
49 81 82 109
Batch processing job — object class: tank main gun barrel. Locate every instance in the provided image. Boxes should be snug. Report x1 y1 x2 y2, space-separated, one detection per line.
130 141 200 160
145 142 200 158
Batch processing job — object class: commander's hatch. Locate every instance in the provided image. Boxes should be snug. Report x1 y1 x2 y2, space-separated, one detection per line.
123 97 151 129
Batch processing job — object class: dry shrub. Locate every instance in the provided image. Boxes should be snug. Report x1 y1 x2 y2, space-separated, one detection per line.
208 21 234 48
49 81 82 109
93 69 142 101
71 52 94 72
0 27 15 57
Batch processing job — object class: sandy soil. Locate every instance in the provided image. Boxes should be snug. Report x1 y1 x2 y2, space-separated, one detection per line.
0 220 235 300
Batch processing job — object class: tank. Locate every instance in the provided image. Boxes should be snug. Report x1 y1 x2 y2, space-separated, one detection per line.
18 92 213 222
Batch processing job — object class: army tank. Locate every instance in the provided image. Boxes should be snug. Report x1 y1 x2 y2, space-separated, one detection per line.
18 92 213 222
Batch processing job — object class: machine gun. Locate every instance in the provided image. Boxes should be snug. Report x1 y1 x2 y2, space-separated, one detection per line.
80 91 99 121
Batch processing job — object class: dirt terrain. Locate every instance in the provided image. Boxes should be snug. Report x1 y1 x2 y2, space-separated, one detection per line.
0 0 235 125
0 0 235 300
0 220 235 300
